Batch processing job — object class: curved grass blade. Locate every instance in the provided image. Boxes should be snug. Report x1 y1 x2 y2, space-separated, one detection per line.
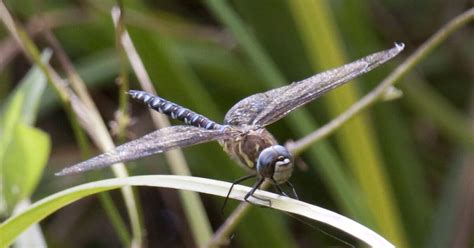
0 175 394 248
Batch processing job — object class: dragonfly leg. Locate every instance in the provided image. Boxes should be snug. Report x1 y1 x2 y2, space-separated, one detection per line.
221 174 256 213
271 179 299 200
272 182 290 198
245 177 271 207
285 181 299 200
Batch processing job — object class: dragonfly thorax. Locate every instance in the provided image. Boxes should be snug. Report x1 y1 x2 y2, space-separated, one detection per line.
220 128 293 184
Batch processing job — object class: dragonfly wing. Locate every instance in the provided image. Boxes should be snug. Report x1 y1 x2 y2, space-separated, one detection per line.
223 91 271 126
225 43 404 126
56 125 234 176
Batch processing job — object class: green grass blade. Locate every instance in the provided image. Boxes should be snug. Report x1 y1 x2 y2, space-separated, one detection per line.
333 1 432 245
287 0 407 246
0 175 395 248
402 77 474 150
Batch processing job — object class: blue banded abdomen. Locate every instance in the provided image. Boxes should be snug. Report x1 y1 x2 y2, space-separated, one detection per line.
129 90 223 130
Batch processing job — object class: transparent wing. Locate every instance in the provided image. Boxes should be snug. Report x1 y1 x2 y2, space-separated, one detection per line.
224 43 404 126
56 125 234 176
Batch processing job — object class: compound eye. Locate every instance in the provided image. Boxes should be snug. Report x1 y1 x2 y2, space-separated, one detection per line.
256 145 293 178
276 155 287 162
257 150 278 168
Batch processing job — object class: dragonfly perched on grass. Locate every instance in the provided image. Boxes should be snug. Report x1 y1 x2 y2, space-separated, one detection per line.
57 43 404 204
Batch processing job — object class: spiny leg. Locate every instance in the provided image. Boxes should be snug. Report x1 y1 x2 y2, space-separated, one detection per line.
271 179 299 200
272 181 290 198
285 181 299 200
244 177 271 207
221 174 256 213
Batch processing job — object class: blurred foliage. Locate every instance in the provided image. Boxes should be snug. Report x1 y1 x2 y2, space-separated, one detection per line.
0 50 51 215
0 0 472 247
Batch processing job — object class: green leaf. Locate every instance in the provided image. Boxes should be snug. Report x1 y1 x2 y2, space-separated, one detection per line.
10 51 51 124
0 50 51 214
0 96 24 213
0 90 23 155
2 123 50 213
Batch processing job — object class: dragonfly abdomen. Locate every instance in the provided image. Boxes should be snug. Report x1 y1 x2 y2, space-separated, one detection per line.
128 90 223 130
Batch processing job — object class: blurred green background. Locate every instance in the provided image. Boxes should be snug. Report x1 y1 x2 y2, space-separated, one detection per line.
0 0 472 247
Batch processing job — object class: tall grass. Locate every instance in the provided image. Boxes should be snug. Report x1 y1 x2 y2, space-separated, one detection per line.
1 1 472 247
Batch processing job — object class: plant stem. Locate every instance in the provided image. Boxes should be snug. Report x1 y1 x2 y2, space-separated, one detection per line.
288 7 474 154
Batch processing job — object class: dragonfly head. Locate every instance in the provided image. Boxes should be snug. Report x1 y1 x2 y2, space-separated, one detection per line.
256 145 294 184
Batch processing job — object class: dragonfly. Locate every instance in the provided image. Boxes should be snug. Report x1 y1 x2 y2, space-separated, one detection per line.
57 43 404 203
